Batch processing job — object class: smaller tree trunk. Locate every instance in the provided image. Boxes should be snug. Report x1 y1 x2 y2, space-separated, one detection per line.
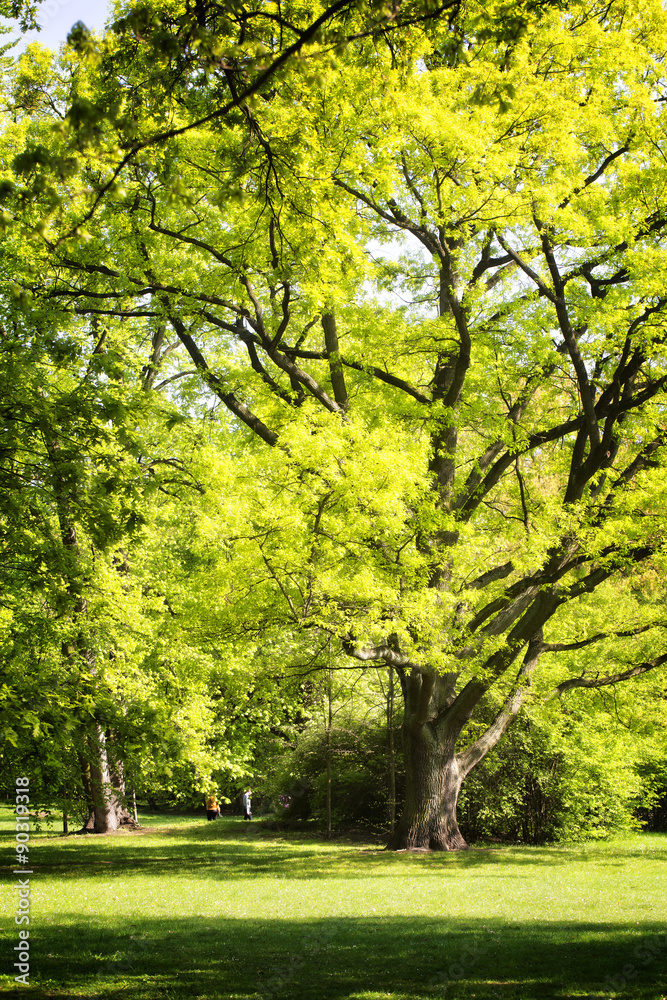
326 664 333 838
77 729 133 833
387 667 396 836
77 752 96 832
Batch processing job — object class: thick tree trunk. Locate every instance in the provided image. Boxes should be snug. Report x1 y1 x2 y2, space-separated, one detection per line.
388 725 467 850
387 667 396 836
384 638 544 851
45 431 134 836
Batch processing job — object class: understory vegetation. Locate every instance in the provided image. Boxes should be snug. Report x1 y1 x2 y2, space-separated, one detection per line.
258 698 667 845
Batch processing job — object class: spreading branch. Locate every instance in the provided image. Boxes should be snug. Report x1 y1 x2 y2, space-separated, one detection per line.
551 653 667 697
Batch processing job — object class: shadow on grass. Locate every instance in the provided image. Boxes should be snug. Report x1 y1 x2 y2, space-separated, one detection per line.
11 914 667 1000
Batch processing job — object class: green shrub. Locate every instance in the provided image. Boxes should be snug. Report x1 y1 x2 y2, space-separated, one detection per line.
260 721 402 830
458 711 647 844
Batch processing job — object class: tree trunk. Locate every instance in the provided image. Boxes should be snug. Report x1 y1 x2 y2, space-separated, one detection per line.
387 667 396 836
77 729 133 833
45 429 133 836
326 664 332 838
90 729 133 832
388 724 467 850
78 751 96 831
384 638 544 851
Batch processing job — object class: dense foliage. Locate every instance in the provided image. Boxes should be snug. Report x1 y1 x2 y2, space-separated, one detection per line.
1 0 667 843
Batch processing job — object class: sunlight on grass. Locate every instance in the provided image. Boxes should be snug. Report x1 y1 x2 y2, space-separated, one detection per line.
1 807 666 999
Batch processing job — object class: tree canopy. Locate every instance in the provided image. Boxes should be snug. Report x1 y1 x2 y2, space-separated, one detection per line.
2 0 667 844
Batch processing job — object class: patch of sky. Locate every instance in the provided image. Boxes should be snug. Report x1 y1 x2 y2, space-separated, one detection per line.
364 233 438 318
2 0 111 55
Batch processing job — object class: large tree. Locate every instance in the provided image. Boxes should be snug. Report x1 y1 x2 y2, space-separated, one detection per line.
6 0 667 847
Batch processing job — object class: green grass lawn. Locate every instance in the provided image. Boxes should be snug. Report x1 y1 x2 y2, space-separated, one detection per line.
1 806 666 999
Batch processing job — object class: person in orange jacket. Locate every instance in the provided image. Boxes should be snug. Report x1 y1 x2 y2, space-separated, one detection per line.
206 793 221 821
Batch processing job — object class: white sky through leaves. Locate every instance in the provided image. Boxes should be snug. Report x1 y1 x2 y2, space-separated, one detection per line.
4 0 111 53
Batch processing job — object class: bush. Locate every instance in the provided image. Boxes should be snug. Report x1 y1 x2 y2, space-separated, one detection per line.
459 711 647 844
458 719 563 844
259 721 402 831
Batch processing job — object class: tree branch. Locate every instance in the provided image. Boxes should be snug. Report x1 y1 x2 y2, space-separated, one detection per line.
456 631 543 777
495 233 556 302
341 636 423 670
153 370 199 391
558 145 629 211
542 623 659 653
339 356 431 404
322 312 349 410
168 316 279 446
551 653 667 697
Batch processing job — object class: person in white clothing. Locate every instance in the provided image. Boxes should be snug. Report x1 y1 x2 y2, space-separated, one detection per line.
242 789 252 821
